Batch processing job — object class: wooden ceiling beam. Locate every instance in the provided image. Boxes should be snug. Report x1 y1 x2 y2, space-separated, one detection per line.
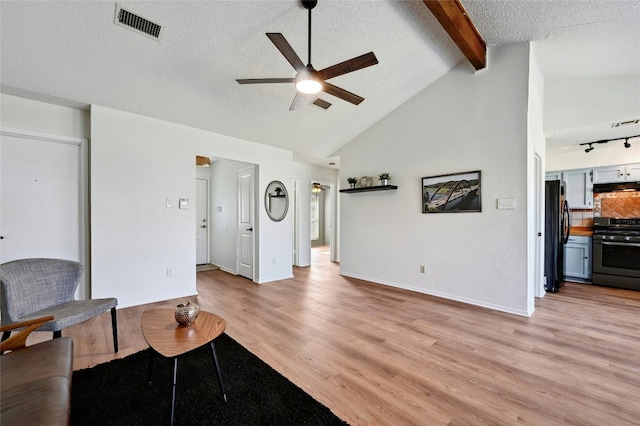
422 0 486 70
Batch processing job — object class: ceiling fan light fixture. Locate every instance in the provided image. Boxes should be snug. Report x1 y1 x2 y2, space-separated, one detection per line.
296 79 322 94
295 68 322 94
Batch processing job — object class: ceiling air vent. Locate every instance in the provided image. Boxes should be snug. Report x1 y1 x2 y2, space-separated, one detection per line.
114 4 161 40
612 119 639 128
311 98 332 110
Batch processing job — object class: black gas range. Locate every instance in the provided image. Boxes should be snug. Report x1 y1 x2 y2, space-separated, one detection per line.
592 217 640 291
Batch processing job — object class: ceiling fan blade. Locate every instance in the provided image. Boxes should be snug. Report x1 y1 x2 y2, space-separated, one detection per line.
236 78 294 84
319 52 378 80
289 92 308 111
266 33 305 71
322 82 364 105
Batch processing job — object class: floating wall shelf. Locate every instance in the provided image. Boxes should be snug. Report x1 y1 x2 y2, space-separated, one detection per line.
339 185 398 194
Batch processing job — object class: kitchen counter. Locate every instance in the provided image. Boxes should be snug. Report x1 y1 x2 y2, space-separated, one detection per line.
570 227 593 237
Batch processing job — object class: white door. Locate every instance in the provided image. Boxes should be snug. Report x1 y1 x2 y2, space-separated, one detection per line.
196 178 209 265
237 166 254 280
0 129 87 297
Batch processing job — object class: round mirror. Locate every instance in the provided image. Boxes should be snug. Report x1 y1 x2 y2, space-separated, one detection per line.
265 181 289 222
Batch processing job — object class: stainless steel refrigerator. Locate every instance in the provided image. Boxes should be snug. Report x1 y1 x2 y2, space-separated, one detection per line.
544 180 571 292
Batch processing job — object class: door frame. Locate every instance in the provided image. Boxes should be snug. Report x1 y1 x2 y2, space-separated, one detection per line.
535 151 545 298
292 177 338 267
0 127 89 298
310 178 337 263
292 179 298 265
325 181 337 263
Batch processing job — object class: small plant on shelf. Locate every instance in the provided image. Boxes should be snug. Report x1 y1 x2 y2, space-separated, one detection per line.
347 177 358 188
378 172 391 185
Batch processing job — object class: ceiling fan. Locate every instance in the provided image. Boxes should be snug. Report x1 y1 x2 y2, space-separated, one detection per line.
236 0 378 111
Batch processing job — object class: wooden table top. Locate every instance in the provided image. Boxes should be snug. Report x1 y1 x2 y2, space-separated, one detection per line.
141 309 226 358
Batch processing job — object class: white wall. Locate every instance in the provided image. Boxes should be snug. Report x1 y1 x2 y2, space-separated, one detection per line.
90 105 293 307
1 94 89 139
338 44 532 316
544 75 640 135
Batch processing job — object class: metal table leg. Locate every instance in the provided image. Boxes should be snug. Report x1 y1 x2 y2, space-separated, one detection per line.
209 341 227 402
170 357 178 426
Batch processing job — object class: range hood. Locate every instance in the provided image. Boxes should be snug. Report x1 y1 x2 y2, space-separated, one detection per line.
593 182 640 193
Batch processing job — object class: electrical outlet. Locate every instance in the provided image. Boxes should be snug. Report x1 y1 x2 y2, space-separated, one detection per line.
420 265 426 273
166 267 172 277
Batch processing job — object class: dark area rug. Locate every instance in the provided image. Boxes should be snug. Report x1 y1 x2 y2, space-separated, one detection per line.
71 333 348 425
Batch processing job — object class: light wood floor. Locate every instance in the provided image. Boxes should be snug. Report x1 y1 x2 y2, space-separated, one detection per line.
31 249 640 425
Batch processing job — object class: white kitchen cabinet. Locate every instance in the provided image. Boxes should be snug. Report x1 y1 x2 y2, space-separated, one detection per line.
593 165 626 183
626 163 640 181
564 168 593 208
564 235 592 281
593 163 640 183
546 171 562 181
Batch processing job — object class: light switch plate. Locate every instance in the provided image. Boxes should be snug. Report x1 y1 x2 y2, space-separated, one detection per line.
166 198 173 208
179 198 190 209
497 198 516 210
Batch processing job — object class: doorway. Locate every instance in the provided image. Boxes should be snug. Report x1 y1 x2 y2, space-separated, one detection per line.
310 180 334 265
195 157 256 279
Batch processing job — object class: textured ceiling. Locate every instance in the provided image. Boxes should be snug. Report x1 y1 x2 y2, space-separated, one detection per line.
1 0 639 167
462 0 640 150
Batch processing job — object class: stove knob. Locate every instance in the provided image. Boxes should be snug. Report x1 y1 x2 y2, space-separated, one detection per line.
625 236 632 241
609 235 616 240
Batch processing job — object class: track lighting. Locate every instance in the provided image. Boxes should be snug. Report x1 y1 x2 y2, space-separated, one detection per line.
579 134 638 153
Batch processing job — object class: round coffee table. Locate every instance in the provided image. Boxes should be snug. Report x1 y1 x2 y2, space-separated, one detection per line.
141 308 227 425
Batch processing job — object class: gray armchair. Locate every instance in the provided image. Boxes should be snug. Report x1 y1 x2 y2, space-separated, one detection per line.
0 258 118 352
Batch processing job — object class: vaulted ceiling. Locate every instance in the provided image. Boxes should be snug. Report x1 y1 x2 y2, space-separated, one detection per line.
2 1 638 167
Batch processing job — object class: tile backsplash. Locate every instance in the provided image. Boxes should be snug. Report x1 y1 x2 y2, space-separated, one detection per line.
570 209 593 228
594 191 640 218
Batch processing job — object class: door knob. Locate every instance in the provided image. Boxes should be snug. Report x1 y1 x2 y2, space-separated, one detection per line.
247 228 253 232
200 225 206 228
